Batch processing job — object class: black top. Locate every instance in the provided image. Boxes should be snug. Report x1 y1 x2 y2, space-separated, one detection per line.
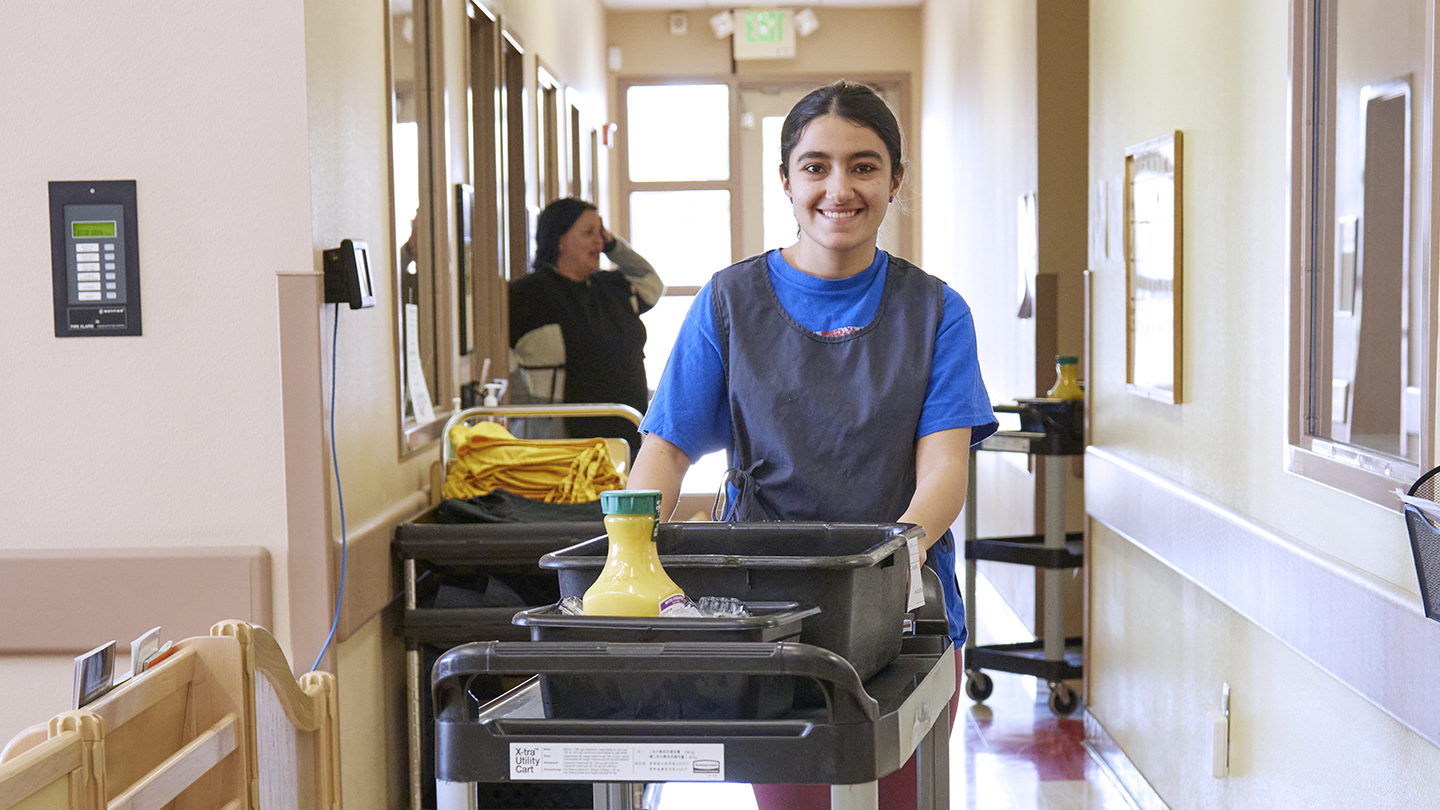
509 261 654 451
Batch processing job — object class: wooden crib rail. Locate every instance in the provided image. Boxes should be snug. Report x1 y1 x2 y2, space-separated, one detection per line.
0 726 89 810
0 622 338 810
102 711 239 810
210 621 340 810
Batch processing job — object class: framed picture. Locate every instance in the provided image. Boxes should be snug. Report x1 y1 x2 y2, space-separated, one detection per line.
1125 131 1184 403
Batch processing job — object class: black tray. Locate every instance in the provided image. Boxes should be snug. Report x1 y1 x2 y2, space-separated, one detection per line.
541 522 919 681
512 602 820 720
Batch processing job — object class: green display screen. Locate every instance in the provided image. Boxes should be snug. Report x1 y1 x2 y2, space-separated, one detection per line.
72 221 116 239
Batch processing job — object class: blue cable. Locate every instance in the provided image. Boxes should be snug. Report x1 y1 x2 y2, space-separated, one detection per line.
312 305 348 673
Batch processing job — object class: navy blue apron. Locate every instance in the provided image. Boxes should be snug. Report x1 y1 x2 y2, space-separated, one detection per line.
711 251 967 647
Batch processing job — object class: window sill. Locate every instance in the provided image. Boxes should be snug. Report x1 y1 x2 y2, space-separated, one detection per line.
402 414 446 458
1286 441 1419 510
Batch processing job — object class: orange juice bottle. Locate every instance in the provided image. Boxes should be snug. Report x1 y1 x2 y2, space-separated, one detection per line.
1047 355 1084 400
582 490 686 616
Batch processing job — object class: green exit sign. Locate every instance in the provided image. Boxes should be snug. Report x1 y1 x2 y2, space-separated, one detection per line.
733 7 796 60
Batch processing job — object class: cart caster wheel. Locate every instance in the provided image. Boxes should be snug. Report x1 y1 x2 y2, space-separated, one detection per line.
1048 682 1079 716
965 671 993 702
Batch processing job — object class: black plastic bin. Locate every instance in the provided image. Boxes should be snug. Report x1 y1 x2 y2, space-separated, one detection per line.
511 602 820 720
395 513 607 810
540 521 920 681
396 517 606 646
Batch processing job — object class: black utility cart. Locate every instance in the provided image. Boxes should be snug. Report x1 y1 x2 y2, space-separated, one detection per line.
962 398 1085 715
430 526 957 810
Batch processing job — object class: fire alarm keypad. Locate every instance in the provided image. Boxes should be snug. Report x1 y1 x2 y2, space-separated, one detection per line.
50 181 142 337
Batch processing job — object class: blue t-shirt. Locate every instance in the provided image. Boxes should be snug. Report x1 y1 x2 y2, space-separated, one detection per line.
642 250 997 459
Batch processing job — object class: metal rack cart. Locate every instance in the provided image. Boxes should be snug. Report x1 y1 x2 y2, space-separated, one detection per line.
962 398 1085 715
397 403 642 810
431 607 955 810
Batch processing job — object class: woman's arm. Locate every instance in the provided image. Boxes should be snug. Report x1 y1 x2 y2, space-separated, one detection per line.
898 426 973 559
626 432 694 521
603 233 664 311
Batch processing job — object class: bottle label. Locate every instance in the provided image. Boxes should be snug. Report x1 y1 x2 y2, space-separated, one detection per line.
658 593 688 614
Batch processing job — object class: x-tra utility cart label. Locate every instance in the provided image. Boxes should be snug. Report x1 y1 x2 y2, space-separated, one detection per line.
509 743 724 781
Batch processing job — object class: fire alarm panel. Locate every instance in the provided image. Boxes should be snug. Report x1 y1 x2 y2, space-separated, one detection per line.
50 180 142 337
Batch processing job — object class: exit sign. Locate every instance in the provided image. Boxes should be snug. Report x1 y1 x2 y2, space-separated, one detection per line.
733 7 795 60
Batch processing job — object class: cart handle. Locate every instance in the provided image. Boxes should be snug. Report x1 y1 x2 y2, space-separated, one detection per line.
442 403 644 458
433 640 879 725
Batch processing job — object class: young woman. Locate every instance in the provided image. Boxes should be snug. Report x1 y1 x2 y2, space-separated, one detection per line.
627 80 997 809
508 198 662 458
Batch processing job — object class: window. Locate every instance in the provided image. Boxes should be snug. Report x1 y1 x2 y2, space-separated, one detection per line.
1289 0 1434 505
388 0 443 449
620 82 739 389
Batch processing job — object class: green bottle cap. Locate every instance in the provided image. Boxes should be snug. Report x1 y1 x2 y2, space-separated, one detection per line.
1056 355 1078 365
600 489 663 515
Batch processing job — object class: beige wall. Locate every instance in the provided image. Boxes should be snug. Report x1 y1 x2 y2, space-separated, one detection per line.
1090 525 1440 808
922 0 1440 803
0 0 312 739
1083 0 1440 806
0 3 609 809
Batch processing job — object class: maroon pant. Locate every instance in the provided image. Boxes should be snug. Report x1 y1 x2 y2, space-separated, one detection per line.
750 654 963 810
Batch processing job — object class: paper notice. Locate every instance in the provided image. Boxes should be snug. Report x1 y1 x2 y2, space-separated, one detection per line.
510 743 724 781
404 303 434 423
907 535 926 612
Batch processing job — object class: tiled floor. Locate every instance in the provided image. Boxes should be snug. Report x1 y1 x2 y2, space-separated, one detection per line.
951 572 1135 810
655 571 1138 810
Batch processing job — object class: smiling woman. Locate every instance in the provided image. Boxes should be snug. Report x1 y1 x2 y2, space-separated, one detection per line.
625 80 998 810
777 101 904 279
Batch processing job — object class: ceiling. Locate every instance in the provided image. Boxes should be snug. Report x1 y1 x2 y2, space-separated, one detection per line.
602 1 922 8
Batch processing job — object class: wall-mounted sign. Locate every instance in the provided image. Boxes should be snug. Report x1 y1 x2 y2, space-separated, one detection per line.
733 7 795 60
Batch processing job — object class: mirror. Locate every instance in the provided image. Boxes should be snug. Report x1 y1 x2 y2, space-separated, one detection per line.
389 0 438 426
1327 77 1414 461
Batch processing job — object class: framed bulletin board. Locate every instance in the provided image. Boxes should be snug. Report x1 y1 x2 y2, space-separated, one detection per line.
1125 131 1183 403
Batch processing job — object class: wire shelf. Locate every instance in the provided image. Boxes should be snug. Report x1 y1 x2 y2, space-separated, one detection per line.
1403 466 1440 623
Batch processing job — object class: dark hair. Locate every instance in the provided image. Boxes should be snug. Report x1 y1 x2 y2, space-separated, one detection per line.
533 197 597 270
779 80 904 181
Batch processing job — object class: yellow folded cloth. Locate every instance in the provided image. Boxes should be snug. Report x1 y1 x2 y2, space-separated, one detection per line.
442 421 626 503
